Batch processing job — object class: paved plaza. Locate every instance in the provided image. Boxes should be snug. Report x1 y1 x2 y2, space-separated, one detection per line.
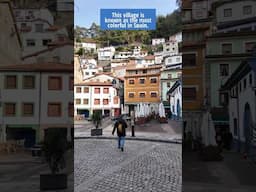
75 139 182 192
183 151 256 192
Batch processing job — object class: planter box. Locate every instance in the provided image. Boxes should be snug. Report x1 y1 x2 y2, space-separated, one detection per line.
159 117 168 123
91 128 102 136
40 174 67 190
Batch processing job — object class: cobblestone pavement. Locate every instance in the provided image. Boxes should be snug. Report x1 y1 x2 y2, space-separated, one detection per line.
75 139 181 192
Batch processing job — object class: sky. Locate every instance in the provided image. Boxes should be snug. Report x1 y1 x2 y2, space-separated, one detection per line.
74 0 178 28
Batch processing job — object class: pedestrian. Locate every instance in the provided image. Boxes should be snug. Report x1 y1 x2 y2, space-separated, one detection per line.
112 115 128 152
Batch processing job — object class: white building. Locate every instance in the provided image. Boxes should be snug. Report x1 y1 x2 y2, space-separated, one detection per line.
14 8 70 56
221 59 256 154
214 0 256 33
22 42 73 64
0 63 73 145
135 55 155 66
0 1 22 65
114 51 133 59
164 54 182 68
163 41 179 57
152 38 165 46
169 32 182 43
168 80 182 120
98 46 115 61
74 74 121 118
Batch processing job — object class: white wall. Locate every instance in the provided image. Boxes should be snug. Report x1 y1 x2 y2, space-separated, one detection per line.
216 0 256 23
229 71 256 142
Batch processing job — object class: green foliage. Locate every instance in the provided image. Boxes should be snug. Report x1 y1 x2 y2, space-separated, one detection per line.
92 111 102 129
43 129 68 174
76 48 84 56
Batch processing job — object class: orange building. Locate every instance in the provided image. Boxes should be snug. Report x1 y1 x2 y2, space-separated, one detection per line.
124 65 161 113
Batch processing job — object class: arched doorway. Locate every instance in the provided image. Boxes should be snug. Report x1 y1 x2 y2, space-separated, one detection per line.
243 103 252 154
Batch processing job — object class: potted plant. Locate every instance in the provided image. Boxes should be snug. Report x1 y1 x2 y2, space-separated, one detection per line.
40 128 68 190
91 111 103 136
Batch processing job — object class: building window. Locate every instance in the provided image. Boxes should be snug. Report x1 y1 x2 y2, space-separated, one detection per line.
76 87 81 93
142 70 147 74
22 103 34 116
26 39 35 46
139 78 145 84
168 74 172 79
68 102 74 117
176 57 180 62
42 39 51 46
84 87 89 93
224 8 232 17
243 5 252 15
4 103 16 116
219 92 229 106
183 53 196 67
244 78 247 89
94 88 100 94
48 103 61 117
48 76 62 90
75 99 81 105
128 93 135 98
222 43 232 54
83 99 89 104
103 99 109 105
220 64 229 77
23 75 35 89
139 92 146 98
183 87 196 100
233 118 238 136
150 78 157 84
129 79 135 84
94 99 100 105
168 58 172 63
150 92 157 97
245 42 256 53
167 82 171 87
114 96 118 104
5 75 17 89
239 82 242 92
103 88 109 94
35 24 44 32
249 73 252 85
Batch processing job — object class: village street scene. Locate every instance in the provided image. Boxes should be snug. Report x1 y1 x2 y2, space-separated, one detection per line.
182 0 256 191
73 0 182 191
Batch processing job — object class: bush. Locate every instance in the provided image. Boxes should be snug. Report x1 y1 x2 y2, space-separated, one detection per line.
43 129 68 174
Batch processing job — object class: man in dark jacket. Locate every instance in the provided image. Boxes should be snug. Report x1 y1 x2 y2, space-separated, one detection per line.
112 115 128 151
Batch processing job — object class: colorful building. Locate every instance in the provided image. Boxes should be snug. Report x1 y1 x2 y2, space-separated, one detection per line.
124 65 161 114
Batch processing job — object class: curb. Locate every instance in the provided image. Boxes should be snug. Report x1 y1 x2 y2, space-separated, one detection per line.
74 136 182 144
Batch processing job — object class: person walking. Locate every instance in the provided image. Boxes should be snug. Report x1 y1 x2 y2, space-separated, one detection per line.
112 115 128 151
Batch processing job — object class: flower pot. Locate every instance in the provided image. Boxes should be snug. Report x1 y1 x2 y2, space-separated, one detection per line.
91 128 102 136
40 173 67 190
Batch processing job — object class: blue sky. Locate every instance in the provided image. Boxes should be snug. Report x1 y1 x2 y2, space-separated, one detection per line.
74 0 178 28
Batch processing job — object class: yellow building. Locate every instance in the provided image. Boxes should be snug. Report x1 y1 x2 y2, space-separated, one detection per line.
124 65 161 113
182 0 212 136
